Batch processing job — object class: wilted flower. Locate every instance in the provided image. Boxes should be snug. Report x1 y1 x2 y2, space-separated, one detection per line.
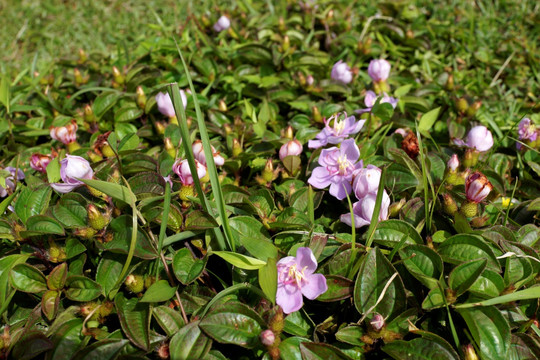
172 158 206 185
447 154 459 172
465 171 492 203
340 190 391 228
352 164 381 199
30 153 54 173
0 167 25 197
368 59 391 83
155 91 187 118
331 60 353 84
356 90 398 114
308 139 362 200
279 139 303 161
276 247 327 314
50 120 78 145
192 140 225 166
453 125 494 152
213 15 231 32
50 155 94 193
308 113 365 149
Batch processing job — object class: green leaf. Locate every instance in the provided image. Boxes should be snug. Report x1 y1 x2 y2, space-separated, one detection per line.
104 215 157 259
456 286 540 308
93 91 122 119
457 306 510 360
14 185 52 225
169 321 212 360
65 276 102 301
78 178 136 205
0 76 9 113
72 339 129 360
372 102 394 122
0 254 29 312
258 257 277 304
153 305 186 336
47 157 61 183
418 107 441 135
421 287 445 310
317 275 354 302
10 263 47 293
47 263 68 290
335 325 365 346
172 248 206 285
279 337 308 360
11 331 53 360
199 302 264 348
299 342 353 360
283 310 314 337
437 234 500 271
114 105 143 123
399 244 443 289
354 247 406 321
140 280 177 303
372 220 423 247
468 269 505 298
184 210 218 230
115 293 151 351
52 195 87 227
24 215 64 235
211 250 267 270
383 331 459 360
96 253 124 297
448 259 487 296
42 290 60 321
46 318 85 360
229 216 278 260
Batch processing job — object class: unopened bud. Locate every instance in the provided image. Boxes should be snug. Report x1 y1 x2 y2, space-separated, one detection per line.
443 194 458 215
74 227 98 239
218 99 228 112
87 204 109 230
282 35 290 52
112 66 124 85
262 159 275 183
232 138 243 157
470 215 489 228
269 307 284 334
260 329 275 347
144 276 156 289
312 106 322 123
164 138 176 158
125 274 144 293
278 17 286 32
179 184 195 201
136 86 147 109
298 72 306 86
224 123 233 135
200 15 211 28
447 154 459 172
78 49 88 64
460 201 478 218
456 98 469 113
283 125 294 140
388 197 406 217
48 239 66 263
464 344 479 360
466 101 482 117
446 74 454 91
327 9 334 21
401 131 420 159
84 104 95 122
157 343 170 359
74 68 84 86
370 313 385 331
155 121 166 135
463 149 479 168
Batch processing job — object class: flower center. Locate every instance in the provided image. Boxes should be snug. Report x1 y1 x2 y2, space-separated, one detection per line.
280 264 307 287
337 154 351 175
333 118 345 135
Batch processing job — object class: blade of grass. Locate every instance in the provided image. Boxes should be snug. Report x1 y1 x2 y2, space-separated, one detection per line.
155 182 171 278
168 83 228 252
365 166 387 248
416 126 436 234
173 40 235 252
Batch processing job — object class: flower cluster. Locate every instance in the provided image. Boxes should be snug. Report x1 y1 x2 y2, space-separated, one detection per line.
0 167 25 198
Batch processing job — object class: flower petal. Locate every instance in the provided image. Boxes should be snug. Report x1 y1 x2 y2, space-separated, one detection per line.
302 273 328 300
295 247 317 274
51 182 80 193
276 284 304 314
308 167 332 190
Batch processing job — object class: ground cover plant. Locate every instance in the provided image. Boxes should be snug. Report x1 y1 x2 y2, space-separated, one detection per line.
0 0 540 359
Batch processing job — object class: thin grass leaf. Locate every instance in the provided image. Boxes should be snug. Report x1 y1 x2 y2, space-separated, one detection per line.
365 167 387 248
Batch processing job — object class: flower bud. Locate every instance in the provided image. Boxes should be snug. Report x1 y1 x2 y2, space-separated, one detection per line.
370 313 385 331
30 153 53 173
463 148 479 168
48 239 66 263
470 215 489 228
136 86 147 109
157 343 170 360
155 121 166 135
74 68 84 86
74 227 98 239
442 194 458 215
173 158 206 186
144 276 156 289
262 159 275 183
179 184 195 202
279 139 303 161
224 123 233 135
84 104 95 123
232 138 243 157
125 274 144 294
447 154 459 172
87 204 109 230
112 66 124 85
464 344 479 360
50 120 78 145
213 15 231 32
456 98 469 113
306 74 314 87
368 59 391 83
466 101 482 117
297 72 306 87
260 329 275 347
401 131 419 159
278 17 286 32
388 197 406 218
164 138 176 158
281 35 290 52
78 49 88 64
282 125 294 140
446 74 454 91
465 171 492 203
200 14 211 28
312 106 322 123
218 99 228 112
331 60 353 84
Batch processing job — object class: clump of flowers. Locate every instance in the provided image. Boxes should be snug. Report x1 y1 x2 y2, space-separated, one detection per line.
0 167 25 197
276 247 327 314
356 90 398 114
308 113 365 149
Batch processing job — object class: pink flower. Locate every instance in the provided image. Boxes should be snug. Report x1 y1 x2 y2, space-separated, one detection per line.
368 59 391 83
50 120 77 145
279 139 303 161
172 159 206 185
355 90 398 114
518 118 536 141
276 247 327 314
213 15 231 32
331 60 353 84
155 91 187 118
192 140 225 166
340 191 391 228
260 330 275 346
0 167 25 197
453 125 494 152
30 153 53 173
352 164 382 199
308 139 362 200
465 172 492 203
308 113 365 149
50 155 94 193
447 154 459 172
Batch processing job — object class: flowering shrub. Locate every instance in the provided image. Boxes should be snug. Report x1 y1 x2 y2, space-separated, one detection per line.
0 1 539 360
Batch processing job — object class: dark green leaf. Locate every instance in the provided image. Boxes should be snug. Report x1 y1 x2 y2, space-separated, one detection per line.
437 234 500 271
140 280 177 303
14 185 52 225
448 259 487 295
65 276 102 301
229 216 278 260
73 339 129 360
317 275 353 302
299 342 352 360
115 293 151 351
42 290 60 321
11 331 53 360
372 220 423 247
169 321 212 360
153 305 186 336
172 248 207 285
399 244 443 289
10 263 47 293
47 263 68 290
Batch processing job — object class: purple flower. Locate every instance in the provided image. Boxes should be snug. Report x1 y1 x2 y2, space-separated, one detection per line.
51 155 94 193
465 172 492 203
173 158 206 185
340 190 391 228
192 140 225 166
518 118 537 141
368 59 391 83
352 164 382 199
50 120 77 145
308 139 362 200
0 167 25 197
331 60 353 84
276 247 327 314
213 15 231 32
453 125 494 152
355 90 398 114
30 153 53 173
308 113 365 149
279 139 303 161
155 91 187 118
447 154 459 172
